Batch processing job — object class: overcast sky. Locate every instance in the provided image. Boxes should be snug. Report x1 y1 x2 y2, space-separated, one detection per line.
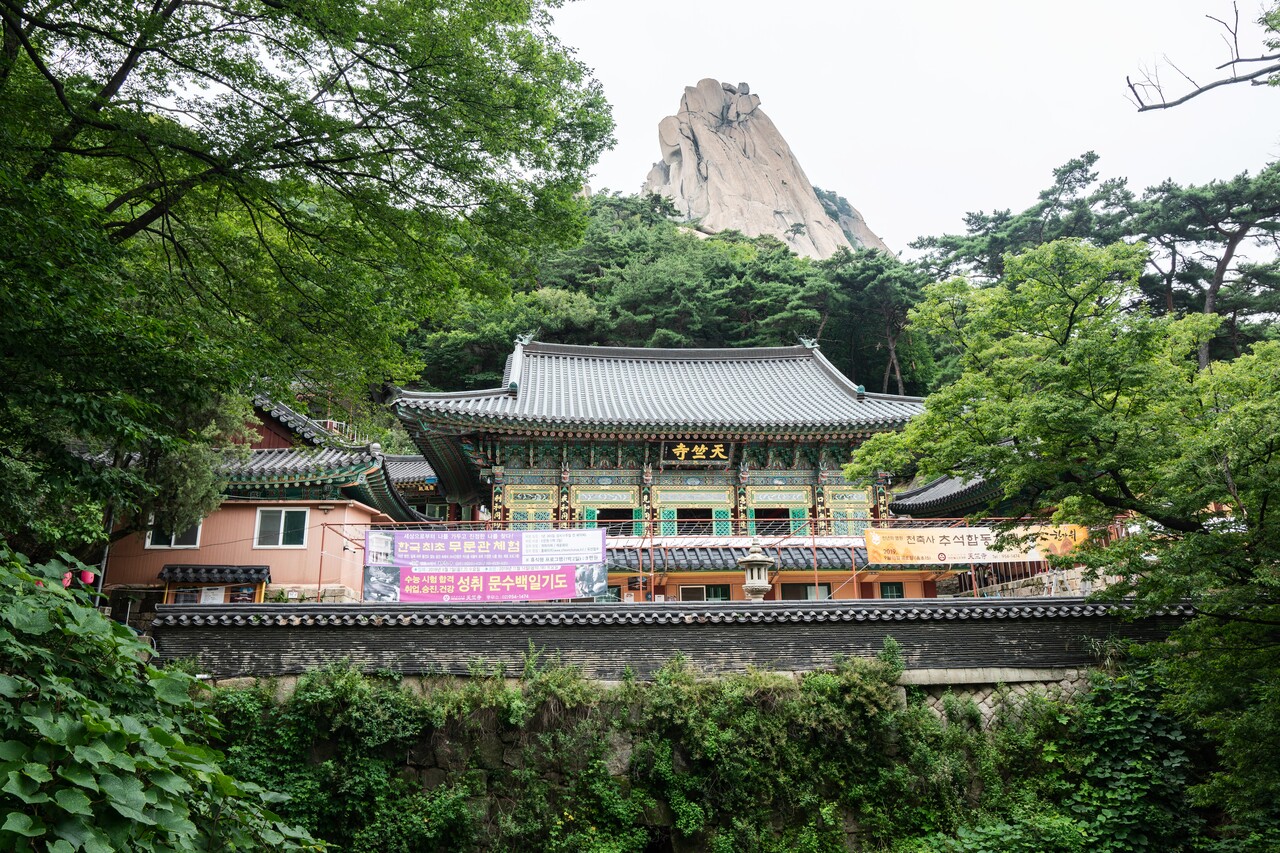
550 1 1280 252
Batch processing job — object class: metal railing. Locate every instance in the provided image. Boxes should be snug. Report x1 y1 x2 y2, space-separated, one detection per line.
303 514 1099 604
357 516 1069 573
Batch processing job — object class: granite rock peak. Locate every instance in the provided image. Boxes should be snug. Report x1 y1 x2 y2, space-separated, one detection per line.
643 78 889 259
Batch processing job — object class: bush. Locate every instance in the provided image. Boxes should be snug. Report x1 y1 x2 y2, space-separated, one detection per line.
0 549 320 851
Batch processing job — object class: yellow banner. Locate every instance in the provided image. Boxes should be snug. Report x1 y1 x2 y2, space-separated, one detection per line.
864 526 1088 565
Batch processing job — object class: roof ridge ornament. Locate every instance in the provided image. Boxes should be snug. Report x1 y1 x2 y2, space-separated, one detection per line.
507 333 534 396
798 335 819 349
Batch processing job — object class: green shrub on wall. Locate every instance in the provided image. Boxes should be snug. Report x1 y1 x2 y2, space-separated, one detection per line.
204 639 1211 852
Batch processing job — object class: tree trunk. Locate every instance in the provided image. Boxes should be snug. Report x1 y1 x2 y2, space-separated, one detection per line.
1199 225 1249 369
0 0 22 93
882 324 905 396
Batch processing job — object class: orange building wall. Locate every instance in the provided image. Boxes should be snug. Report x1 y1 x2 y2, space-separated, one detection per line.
621 571 940 602
105 500 385 595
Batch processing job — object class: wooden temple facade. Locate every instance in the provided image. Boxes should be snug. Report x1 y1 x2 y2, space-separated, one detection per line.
393 339 940 601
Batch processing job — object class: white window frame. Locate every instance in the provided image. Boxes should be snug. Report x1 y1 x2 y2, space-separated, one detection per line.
253 507 310 549
145 519 202 550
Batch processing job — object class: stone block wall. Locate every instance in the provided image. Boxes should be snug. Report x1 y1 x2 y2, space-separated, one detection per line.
154 598 1191 680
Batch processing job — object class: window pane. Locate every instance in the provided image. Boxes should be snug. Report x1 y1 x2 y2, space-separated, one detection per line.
173 523 200 547
706 584 731 602
679 586 706 602
282 509 307 546
880 582 905 599
257 510 282 546
174 588 199 604
780 583 806 600
781 583 830 600
151 529 175 548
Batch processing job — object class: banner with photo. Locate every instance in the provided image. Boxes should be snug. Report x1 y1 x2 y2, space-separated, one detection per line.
864 525 1088 566
363 528 607 603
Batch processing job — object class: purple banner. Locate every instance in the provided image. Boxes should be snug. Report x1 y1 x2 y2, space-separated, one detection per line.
365 528 605 569
362 528 608 603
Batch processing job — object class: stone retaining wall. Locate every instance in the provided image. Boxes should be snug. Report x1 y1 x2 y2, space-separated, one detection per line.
154 598 1191 680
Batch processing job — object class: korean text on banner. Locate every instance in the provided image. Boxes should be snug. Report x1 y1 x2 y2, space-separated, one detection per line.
864 526 1088 566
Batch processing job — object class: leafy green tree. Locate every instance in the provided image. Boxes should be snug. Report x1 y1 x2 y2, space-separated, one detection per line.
1131 163 1280 366
847 238 1280 841
0 549 321 850
911 154 1280 372
819 247 936 395
410 288 602 391
912 152 1134 282
0 0 612 554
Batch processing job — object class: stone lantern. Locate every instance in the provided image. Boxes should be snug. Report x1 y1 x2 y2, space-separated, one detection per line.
738 537 775 602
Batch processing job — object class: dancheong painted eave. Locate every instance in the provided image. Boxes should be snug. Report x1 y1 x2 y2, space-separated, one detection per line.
393 340 924 437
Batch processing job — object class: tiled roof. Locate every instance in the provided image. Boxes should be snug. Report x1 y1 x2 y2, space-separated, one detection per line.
159 565 271 584
384 455 437 485
889 474 999 517
396 341 923 435
223 447 377 485
253 396 335 445
220 448 422 522
151 598 1196 628
606 545 866 572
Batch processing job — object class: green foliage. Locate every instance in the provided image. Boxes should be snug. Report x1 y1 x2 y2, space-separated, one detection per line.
1061 672 1200 851
0 0 613 556
912 152 1134 282
0 550 320 850
203 645 1249 851
849 237 1280 843
1132 162 1280 365
911 152 1280 369
412 192 938 396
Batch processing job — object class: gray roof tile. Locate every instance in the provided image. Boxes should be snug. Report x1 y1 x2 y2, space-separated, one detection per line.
253 396 335 445
151 598 1196 628
159 565 271 584
396 341 923 434
606 545 867 572
384 455 437 484
224 448 375 483
889 474 997 516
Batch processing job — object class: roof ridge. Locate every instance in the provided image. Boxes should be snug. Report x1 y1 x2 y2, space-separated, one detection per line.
524 340 816 361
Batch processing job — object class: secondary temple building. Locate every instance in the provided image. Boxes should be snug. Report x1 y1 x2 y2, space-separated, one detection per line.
393 338 933 602
103 399 431 616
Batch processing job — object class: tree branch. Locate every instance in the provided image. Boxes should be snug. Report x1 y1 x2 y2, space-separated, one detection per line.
1130 61 1280 111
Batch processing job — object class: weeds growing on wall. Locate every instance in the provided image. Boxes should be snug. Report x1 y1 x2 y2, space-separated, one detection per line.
207 641 1228 852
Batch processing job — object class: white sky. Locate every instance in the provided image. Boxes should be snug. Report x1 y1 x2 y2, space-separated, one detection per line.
550 1 1280 251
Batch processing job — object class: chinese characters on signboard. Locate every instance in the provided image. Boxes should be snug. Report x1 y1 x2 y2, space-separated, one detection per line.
362 528 607 603
864 525 1088 566
660 441 734 467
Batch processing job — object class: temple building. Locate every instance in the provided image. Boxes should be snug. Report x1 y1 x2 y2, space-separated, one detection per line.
103 399 432 620
393 338 938 601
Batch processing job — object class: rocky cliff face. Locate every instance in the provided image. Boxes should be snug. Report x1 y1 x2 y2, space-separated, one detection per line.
643 78 888 259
